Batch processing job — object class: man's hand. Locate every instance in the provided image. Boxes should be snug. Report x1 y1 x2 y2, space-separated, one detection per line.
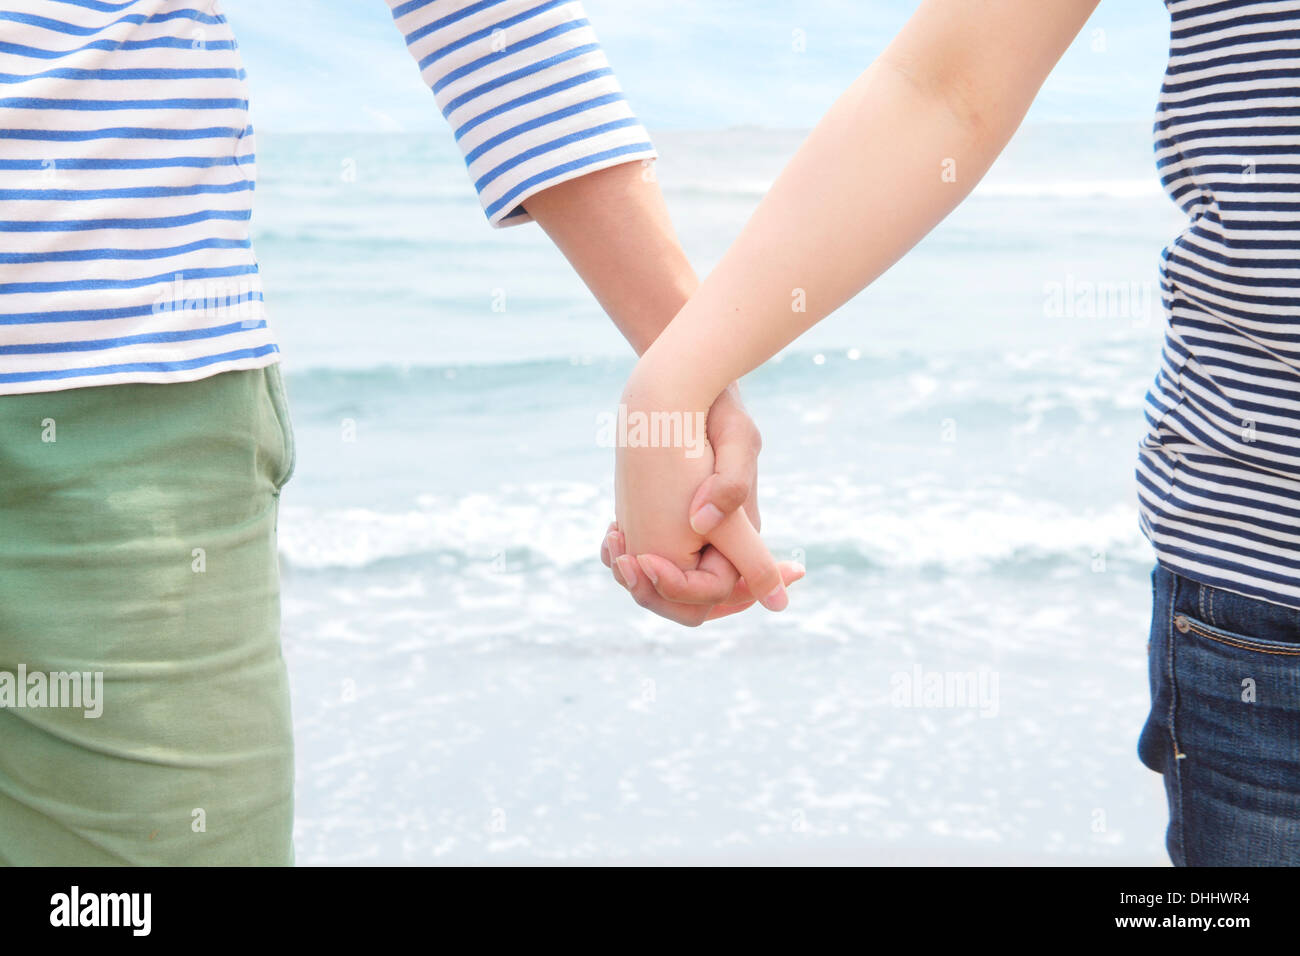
600 522 805 627
688 382 762 534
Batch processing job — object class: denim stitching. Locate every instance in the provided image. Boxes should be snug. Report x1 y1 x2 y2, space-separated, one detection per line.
1182 619 1300 657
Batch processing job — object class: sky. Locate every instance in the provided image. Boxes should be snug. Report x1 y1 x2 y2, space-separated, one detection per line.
220 0 1173 133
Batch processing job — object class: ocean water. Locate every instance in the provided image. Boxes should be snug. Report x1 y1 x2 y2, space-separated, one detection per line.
253 122 1190 864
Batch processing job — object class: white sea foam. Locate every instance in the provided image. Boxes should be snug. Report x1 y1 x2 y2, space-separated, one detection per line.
278 483 1146 573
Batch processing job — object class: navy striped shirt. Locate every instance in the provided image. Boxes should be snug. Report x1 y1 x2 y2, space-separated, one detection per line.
0 0 654 394
1137 0 1300 608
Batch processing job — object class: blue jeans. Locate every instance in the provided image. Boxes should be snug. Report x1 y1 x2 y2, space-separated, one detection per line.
1140 565 1300 866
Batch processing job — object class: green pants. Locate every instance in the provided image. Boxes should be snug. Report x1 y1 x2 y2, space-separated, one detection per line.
0 366 296 865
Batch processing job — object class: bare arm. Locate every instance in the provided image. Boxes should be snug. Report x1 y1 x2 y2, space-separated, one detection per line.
524 163 697 356
613 0 1100 598
628 0 1101 410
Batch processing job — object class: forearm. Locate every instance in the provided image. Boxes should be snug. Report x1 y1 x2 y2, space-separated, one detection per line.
636 65 996 406
634 0 1097 408
524 162 699 355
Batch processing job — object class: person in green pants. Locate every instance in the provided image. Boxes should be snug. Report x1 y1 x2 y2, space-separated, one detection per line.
0 0 792 864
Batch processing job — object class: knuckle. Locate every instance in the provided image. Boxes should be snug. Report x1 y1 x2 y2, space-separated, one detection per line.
706 586 731 606
705 578 734 603
664 577 721 604
655 583 686 602
711 476 749 512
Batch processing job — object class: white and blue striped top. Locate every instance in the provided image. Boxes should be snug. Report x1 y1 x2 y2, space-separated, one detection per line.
0 0 654 394
1138 0 1300 608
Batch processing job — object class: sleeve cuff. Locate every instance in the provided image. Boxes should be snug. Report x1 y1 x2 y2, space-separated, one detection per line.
389 0 657 228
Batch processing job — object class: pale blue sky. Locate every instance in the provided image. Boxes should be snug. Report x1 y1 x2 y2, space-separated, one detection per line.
221 0 1172 132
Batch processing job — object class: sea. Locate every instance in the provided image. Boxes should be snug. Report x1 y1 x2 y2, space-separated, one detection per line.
252 121 1189 864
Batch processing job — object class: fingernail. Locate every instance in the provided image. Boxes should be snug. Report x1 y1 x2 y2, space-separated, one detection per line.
615 555 638 589
790 562 806 580
763 585 789 612
690 503 724 535
605 532 619 554
635 554 658 586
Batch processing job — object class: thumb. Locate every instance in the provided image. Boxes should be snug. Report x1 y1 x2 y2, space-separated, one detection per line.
688 449 757 537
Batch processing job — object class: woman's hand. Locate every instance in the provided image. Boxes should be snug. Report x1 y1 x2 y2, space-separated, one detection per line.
601 521 806 626
601 359 802 626
598 382 804 625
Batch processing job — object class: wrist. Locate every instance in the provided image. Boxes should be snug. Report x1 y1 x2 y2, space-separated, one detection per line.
623 340 717 416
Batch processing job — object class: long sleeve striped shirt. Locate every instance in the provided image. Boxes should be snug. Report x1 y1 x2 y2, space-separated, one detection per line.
0 0 654 394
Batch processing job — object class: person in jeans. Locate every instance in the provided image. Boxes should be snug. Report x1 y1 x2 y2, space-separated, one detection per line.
610 0 1300 865
0 0 796 865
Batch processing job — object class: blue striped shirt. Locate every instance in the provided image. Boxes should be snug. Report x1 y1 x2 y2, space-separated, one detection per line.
0 0 654 394
1138 0 1300 608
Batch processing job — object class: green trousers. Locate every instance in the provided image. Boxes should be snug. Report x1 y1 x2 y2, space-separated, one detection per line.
0 366 296 865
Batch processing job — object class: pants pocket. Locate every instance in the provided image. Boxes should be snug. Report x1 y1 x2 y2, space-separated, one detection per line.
1173 613 1300 657
263 363 297 491
1164 599 1300 865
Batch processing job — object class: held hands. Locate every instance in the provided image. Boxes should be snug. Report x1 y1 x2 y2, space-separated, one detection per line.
599 369 804 626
